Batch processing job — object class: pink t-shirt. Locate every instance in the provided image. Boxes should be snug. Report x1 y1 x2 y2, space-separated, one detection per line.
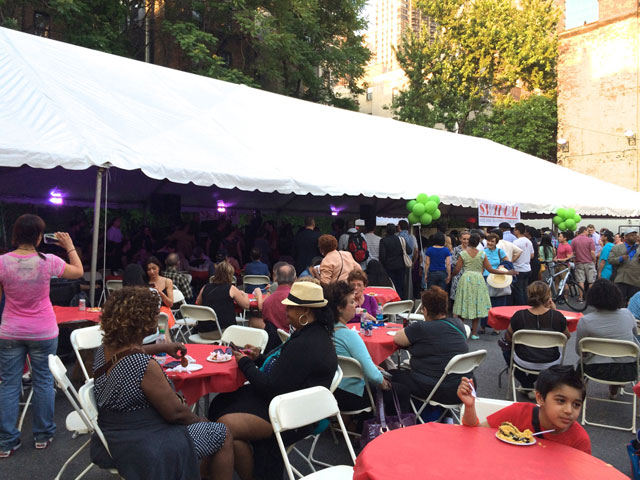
0 252 66 340
557 243 573 261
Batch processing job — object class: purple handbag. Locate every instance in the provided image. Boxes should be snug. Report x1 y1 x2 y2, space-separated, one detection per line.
360 387 416 449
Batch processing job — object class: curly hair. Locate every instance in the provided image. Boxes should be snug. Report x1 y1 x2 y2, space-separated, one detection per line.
587 278 623 310
421 286 448 317
318 234 338 255
324 281 355 322
347 269 369 287
100 287 160 349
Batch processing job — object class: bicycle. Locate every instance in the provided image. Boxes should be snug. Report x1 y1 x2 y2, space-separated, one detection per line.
543 262 587 312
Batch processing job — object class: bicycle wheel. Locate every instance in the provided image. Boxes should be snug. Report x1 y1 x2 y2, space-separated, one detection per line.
564 281 587 312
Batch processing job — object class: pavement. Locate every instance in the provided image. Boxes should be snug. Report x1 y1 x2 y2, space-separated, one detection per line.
2 310 636 479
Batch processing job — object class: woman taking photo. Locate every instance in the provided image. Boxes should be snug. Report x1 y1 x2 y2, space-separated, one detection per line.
144 256 174 308
347 270 378 323
0 215 83 457
208 281 337 480
92 287 233 479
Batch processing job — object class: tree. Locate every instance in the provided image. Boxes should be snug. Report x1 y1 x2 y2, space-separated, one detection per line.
392 0 558 137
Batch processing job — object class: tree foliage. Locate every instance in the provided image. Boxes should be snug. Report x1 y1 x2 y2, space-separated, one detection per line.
392 0 559 140
0 1 370 110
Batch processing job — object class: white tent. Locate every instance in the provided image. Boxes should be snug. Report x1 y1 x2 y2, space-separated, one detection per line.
2 26 640 217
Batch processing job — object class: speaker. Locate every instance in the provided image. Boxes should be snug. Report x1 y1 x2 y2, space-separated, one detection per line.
150 194 181 222
360 204 376 227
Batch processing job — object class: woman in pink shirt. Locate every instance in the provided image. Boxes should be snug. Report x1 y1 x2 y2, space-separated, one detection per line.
0 215 83 458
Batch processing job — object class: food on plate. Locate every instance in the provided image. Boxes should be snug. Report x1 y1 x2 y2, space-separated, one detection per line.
207 350 232 362
497 422 534 444
180 356 189 368
87 307 101 312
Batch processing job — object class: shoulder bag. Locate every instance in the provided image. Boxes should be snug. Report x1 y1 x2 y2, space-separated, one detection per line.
360 387 416 449
398 236 413 268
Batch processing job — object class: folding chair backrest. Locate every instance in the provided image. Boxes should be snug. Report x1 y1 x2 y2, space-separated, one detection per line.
382 300 414 315
78 379 111 455
48 354 92 430
172 289 185 305
157 312 170 333
180 305 218 322
337 356 365 380
277 329 290 344
330 366 344 393
105 280 122 295
70 325 104 381
413 301 422 314
463 324 471 339
461 397 513 424
242 275 270 287
512 330 567 350
221 325 269 353
579 337 640 359
444 349 488 375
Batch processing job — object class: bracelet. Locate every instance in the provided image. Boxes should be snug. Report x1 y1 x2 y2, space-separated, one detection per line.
67 249 76 254
461 416 479 427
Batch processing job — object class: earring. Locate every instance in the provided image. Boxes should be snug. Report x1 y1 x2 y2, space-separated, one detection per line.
298 314 309 326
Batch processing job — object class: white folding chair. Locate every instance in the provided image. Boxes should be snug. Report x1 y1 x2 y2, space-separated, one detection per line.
77 380 121 478
241 274 270 291
270 386 356 480
49 354 95 479
105 280 122 296
71 325 104 382
463 324 471 339
171 288 186 317
509 330 567 400
459 397 513 424
381 300 414 323
277 329 291 344
182 305 223 344
397 300 424 323
83 272 103 283
219 325 269 353
579 337 640 432
337 356 376 416
143 312 171 345
411 349 487 423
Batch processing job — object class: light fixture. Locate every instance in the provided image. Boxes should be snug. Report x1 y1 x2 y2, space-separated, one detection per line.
330 206 341 216
48 188 64 205
557 138 569 152
625 130 636 146
217 200 226 213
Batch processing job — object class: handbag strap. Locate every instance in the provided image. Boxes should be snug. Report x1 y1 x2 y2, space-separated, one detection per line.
337 251 344 280
438 319 468 342
376 389 388 432
94 348 141 378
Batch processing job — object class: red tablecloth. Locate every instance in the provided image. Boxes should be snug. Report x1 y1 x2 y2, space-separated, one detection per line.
488 306 582 332
165 344 246 405
189 270 210 282
105 275 122 281
353 422 626 480
364 287 401 306
353 323 402 364
54 306 101 325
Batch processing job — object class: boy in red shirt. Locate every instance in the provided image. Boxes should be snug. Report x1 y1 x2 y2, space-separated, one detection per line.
457 365 591 454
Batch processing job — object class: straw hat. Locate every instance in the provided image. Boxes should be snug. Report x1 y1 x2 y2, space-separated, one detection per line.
281 282 328 308
487 267 513 289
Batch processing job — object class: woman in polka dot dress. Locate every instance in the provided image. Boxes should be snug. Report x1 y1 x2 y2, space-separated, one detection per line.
91 287 233 480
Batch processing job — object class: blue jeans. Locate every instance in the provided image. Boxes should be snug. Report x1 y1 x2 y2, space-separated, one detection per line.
427 270 448 291
0 337 58 449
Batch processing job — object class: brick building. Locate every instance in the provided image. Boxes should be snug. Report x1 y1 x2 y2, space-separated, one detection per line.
557 0 640 190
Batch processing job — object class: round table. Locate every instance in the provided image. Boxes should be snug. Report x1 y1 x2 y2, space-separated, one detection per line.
488 306 583 332
165 344 246 405
364 287 401 306
54 305 101 325
353 323 402 364
353 422 627 480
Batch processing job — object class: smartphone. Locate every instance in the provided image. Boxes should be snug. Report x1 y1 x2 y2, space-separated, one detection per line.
162 361 181 369
228 342 240 352
43 233 58 244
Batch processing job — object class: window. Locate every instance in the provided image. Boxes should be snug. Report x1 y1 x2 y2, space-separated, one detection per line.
366 87 373 101
565 0 598 30
33 11 51 37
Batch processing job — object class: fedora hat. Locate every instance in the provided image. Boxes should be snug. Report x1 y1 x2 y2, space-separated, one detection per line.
487 267 513 289
281 282 328 308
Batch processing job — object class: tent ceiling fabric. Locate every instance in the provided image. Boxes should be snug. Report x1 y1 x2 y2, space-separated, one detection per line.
1 27 640 217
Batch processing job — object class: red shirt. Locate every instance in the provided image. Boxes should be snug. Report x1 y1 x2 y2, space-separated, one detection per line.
571 235 595 264
556 243 573 261
262 284 291 331
487 402 591 454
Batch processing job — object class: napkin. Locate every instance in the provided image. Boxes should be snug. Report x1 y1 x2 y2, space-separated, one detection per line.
351 326 357 331
184 354 196 364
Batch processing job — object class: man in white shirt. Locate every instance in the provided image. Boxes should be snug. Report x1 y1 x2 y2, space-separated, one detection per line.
511 223 534 305
363 221 381 261
587 224 601 256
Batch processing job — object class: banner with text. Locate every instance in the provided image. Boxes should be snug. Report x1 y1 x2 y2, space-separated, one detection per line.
478 202 521 227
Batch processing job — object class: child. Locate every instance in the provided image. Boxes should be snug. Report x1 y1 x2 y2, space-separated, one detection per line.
457 365 591 454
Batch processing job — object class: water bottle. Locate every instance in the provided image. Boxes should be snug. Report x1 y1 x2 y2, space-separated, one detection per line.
362 309 367 325
376 302 384 324
155 329 167 365
78 298 86 311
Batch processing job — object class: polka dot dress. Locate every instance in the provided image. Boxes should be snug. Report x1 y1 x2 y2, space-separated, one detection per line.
94 346 227 459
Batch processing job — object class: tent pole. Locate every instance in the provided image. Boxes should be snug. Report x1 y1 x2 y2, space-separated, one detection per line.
89 168 105 307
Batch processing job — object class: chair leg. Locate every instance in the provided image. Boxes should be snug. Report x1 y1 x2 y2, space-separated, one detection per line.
55 438 91 480
74 462 96 480
497 366 507 388
17 388 33 432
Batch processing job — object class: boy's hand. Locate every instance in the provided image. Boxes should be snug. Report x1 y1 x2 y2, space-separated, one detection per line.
457 377 476 407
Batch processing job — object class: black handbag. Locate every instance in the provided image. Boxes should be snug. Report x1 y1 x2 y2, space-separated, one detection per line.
360 387 416 449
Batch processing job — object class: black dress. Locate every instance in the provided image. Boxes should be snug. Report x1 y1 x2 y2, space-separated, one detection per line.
91 346 227 479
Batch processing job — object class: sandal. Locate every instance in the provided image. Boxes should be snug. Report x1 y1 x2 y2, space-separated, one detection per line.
0 440 21 458
470 334 480 340
34 438 53 450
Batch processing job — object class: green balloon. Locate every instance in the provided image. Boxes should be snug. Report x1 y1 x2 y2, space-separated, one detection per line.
557 208 567 219
565 219 576 230
558 222 567 231
420 213 433 225
428 195 440 205
552 215 563 225
566 208 576 218
408 212 420 225
406 200 417 212
412 202 426 216
573 214 581 224
432 209 441 221
416 193 429 204
424 201 437 214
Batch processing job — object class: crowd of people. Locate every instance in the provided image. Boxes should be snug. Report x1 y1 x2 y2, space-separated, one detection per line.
1 211 640 478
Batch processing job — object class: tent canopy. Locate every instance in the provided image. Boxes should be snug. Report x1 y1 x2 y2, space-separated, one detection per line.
1 26 640 217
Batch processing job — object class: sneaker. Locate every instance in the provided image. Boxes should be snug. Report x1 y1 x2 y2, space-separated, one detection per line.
470 334 480 340
34 437 53 450
0 440 22 459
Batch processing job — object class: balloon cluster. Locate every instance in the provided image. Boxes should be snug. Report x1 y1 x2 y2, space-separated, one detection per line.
406 194 442 226
552 208 581 231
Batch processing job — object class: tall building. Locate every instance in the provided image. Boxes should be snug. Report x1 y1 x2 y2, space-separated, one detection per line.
557 0 640 190
358 0 435 117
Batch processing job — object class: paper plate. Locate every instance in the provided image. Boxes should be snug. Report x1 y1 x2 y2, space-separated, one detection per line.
185 363 203 372
386 330 398 336
495 431 536 446
206 355 232 363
